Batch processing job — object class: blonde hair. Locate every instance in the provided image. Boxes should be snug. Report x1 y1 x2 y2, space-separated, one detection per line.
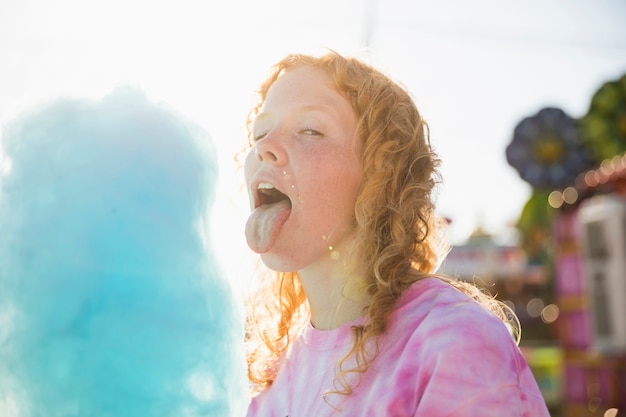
243 50 518 397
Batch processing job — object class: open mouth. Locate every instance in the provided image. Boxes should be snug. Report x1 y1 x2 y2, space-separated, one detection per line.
246 181 293 253
256 182 292 208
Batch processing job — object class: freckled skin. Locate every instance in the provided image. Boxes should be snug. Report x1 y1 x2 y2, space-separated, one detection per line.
244 66 362 274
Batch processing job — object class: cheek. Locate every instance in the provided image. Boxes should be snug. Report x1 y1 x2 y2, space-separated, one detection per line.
311 158 362 218
243 151 257 207
332 153 363 201
243 150 256 179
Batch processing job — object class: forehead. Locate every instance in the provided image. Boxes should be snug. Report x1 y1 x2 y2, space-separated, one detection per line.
272 65 331 89
256 66 354 123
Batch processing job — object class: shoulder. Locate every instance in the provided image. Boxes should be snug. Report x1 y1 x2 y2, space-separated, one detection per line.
387 278 525 382
380 278 549 415
393 277 509 331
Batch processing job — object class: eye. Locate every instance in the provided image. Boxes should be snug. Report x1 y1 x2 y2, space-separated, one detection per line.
301 128 322 136
253 132 268 142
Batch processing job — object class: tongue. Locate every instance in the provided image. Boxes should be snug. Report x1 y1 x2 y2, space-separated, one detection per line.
245 200 291 253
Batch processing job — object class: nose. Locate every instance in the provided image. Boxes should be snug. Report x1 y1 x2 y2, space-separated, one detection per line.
254 132 286 164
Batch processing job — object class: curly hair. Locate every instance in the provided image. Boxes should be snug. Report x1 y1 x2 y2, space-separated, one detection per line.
243 50 518 398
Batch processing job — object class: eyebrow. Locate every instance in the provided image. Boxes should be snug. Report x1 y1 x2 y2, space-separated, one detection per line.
254 104 339 125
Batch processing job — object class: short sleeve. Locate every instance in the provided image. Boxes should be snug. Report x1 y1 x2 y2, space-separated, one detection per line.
410 300 550 417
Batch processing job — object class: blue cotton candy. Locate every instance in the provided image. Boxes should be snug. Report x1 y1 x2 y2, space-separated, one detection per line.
0 88 247 417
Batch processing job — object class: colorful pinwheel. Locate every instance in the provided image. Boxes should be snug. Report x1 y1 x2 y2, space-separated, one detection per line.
506 107 597 190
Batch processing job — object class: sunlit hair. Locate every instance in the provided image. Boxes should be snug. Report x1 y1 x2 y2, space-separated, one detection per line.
243 50 519 399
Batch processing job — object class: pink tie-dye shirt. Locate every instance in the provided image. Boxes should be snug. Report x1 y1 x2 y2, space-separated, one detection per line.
246 277 550 417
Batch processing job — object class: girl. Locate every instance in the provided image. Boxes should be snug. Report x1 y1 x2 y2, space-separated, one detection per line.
242 50 550 416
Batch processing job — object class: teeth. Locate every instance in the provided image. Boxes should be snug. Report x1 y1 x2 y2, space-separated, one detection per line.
255 181 290 207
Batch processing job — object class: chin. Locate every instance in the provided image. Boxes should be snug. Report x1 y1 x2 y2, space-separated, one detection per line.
259 251 303 274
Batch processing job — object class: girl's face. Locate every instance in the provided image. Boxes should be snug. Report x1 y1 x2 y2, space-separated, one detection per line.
244 66 362 273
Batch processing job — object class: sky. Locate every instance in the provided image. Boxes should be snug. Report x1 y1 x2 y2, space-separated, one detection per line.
1 0 626 284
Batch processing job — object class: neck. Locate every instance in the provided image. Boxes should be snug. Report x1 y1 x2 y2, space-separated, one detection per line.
298 262 370 331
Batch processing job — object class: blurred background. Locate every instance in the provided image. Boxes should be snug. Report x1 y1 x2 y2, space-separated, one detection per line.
1 0 626 415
